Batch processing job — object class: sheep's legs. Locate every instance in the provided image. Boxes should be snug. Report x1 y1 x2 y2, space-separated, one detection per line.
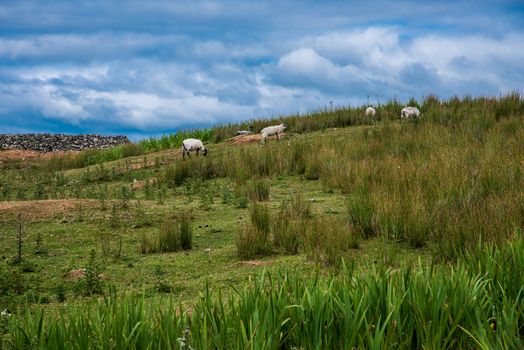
183 149 191 160
276 133 280 141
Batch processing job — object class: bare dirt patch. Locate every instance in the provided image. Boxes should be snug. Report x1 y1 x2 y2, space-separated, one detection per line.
237 260 271 267
227 132 288 146
0 199 99 220
0 149 75 162
64 269 109 280
132 178 158 190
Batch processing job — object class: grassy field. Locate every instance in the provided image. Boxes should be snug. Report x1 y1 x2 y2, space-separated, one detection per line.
1 94 523 348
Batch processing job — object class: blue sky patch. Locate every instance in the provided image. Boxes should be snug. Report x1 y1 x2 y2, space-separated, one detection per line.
0 0 523 139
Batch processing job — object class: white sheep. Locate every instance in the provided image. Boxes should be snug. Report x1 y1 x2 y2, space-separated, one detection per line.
260 123 287 143
181 138 208 161
1 309 11 317
400 106 420 120
365 107 376 117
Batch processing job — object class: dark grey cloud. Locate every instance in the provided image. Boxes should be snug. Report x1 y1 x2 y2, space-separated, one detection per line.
0 0 523 137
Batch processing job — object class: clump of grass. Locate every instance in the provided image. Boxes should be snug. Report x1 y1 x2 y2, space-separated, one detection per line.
141 213 193 253
305 217 359 267
248 178 270 201
179 212 193 250
158 216 185 253
347 186 376 238
272 193 312 254
236 203 272 259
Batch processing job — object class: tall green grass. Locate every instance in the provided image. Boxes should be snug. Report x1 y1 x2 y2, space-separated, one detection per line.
44 143 143 172
140 213 193 254
3 238 524 349
138 129 213 153
160 94 524 257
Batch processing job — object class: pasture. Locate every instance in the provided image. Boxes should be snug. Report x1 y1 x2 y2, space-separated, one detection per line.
1 94 524 348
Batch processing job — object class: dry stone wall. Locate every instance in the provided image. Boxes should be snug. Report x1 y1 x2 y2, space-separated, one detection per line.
0 134 130 152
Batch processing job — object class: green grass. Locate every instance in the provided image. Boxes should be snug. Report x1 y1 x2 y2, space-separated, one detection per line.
1 93 524 348
2 239 524 349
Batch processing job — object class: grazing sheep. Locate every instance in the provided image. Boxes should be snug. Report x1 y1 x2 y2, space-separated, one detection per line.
365 107 376 117
181 138 208 160
1 309 11 317
401 107 420 120
260 123 287 143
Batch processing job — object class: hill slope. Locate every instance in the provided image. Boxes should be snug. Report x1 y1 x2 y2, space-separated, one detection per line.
1 94 524 348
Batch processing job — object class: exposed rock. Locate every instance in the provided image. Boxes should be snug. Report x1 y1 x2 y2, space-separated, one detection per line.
0 134 130 152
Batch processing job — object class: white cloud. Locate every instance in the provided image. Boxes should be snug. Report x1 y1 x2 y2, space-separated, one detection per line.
1 11 523 135
279 48 336 76
270 27 524 99
409 33 524 82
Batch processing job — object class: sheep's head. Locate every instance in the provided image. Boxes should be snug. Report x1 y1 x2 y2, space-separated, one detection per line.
282 123 287 130
203 148 208 156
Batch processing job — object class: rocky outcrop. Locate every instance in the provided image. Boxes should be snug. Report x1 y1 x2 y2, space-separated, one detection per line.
0 134 130 152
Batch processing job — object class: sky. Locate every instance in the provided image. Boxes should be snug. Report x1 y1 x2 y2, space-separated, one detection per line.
1 1 523 140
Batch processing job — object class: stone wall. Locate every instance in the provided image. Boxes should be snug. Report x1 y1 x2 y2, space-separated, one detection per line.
0 134 130 152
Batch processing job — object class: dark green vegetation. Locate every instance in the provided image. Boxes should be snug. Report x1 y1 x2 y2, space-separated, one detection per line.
1 94 524 348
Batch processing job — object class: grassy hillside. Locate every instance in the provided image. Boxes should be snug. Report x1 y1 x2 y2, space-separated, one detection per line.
1 94 523 348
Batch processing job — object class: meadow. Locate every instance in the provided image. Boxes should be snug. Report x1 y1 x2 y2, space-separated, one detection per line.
1 93 523 348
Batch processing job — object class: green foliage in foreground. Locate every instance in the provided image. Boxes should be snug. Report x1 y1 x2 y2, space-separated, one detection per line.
2 238 524 349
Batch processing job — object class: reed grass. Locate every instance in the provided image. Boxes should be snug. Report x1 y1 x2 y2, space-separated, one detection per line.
3 238 524 349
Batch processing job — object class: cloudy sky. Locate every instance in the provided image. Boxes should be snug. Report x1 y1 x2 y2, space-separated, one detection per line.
1 1 523 139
